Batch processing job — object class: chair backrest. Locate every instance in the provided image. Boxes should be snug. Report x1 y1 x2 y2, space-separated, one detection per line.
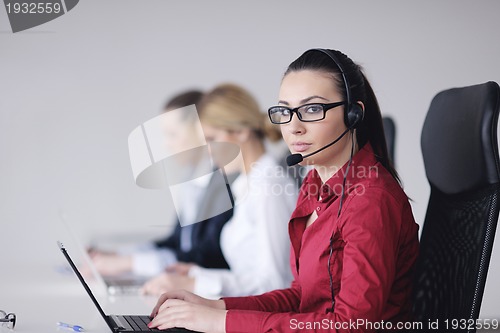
382 116 396 164
413 81 500 332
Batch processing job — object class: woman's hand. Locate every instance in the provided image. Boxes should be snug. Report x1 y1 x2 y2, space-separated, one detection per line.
141 273 195 296
150 290 226 317
149 296 227 333
166 262 196 275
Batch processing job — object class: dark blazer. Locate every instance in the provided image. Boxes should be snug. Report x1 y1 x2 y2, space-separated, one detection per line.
154 171 238 269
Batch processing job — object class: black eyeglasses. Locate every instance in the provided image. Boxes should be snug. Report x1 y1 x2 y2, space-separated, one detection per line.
0 310 16 330
268 101 346 124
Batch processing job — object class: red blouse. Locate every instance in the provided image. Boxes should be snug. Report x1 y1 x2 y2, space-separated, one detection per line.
223 144 419 333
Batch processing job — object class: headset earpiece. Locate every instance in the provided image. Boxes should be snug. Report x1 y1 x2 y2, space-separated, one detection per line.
345 103 364 129
311 48 364 130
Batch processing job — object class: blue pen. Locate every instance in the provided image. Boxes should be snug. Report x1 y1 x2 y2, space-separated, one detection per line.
57 322 85 332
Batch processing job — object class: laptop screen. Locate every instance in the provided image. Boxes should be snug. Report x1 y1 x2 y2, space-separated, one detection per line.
58 241 115 332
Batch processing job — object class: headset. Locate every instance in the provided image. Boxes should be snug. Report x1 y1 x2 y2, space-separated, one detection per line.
311 48 364 128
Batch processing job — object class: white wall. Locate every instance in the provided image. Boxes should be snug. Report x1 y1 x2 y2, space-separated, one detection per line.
1 0 500 317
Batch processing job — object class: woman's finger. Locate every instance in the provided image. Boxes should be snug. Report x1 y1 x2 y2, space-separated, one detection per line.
150 290 192 317
150 300 191 328
150 293 171 317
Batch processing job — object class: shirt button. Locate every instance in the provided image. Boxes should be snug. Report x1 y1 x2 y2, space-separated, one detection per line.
316 207 321 212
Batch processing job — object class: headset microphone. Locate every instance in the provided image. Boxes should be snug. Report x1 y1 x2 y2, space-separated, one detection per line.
285 153 304 167
286 127 352 166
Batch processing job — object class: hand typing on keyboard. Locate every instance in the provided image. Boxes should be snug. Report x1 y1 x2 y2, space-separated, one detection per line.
149 290 227 333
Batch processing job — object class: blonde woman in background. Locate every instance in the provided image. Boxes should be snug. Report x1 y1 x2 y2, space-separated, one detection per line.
142 83 298 298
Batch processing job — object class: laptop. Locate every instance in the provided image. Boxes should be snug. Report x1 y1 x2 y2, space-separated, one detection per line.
58 241 198 333
59 212 148 295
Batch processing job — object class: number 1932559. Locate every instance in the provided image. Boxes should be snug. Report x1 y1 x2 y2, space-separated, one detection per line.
6 2 62 14
444 318 499 330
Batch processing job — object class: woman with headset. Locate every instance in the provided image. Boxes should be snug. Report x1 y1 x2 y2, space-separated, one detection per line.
148 49 420 333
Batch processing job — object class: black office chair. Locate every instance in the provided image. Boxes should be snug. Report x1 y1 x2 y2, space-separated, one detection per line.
413 81 500 333
382 116 396 164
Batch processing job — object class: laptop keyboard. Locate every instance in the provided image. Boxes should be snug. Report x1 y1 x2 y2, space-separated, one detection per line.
123 315 159 331
116 315 196 332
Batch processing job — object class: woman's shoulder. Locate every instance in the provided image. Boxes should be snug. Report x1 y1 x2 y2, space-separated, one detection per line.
336 169 417 241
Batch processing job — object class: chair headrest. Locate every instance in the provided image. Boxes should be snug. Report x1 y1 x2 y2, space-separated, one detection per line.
382 116 396 163
421 81 500 195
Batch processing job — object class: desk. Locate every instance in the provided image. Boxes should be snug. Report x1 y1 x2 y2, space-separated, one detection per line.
1 249 158 333
2 238 498 333
4 262 500 333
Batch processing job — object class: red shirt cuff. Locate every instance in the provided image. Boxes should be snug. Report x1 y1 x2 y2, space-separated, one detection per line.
222 296 247 310
225 309 267 333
